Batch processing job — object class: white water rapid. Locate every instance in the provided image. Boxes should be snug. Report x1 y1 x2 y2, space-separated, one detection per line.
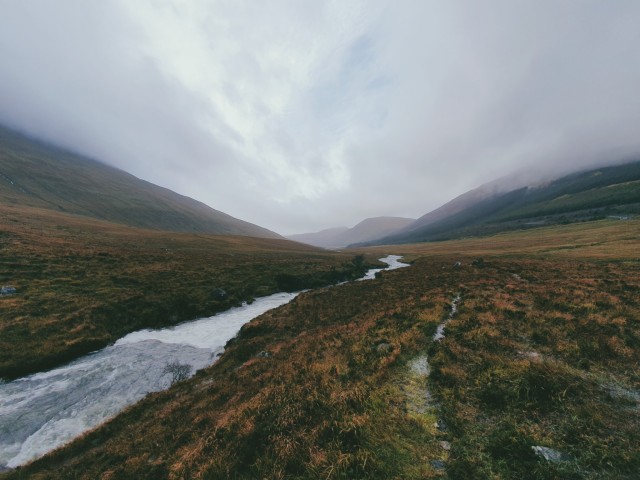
0 255 409 469
358 254 408 280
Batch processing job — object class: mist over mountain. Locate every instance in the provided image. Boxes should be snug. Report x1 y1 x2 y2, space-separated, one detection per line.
288 217 415 249
365 160 640 246
287 227 349 249
2 2 640 234
0 125 280 238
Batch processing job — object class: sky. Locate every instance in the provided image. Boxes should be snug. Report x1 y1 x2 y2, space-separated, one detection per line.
1 1 639 235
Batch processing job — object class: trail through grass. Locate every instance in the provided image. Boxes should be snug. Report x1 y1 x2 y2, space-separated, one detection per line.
2 219 639 479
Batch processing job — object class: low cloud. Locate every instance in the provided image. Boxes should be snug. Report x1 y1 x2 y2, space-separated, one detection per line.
1 1 639 234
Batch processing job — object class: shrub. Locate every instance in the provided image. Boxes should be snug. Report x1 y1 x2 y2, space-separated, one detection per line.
162 361 192 385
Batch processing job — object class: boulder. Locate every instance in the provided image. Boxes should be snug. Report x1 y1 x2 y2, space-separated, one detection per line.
1 286 16 296
212 288 227 300
532 446 570 463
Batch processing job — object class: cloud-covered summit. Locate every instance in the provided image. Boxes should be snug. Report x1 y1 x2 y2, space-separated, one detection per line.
1 1 639 234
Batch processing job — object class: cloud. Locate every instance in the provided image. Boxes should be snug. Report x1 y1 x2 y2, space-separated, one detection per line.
1 0 639 234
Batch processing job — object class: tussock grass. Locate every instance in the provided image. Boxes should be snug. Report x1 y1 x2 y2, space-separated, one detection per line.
362 218 640 261
426 257 640 479
0 205 372 379
3 219 639 478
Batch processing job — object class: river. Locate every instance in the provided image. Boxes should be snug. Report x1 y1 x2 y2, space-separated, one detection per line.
0 255 409 469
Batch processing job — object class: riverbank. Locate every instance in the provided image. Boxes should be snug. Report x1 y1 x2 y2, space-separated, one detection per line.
0 256 407 470
0 205 377 380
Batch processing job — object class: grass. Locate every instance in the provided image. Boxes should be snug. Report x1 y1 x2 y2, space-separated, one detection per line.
426 258 639 479
2 219 639 479
0 204 373 380
3 256 455 479
364 218 640 261
493 180 640 222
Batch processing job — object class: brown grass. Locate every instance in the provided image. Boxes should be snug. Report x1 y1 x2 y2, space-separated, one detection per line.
356 218 640 261
0 204 373 379
3 219 639 479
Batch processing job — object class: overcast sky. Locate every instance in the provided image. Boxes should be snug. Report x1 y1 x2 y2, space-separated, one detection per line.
1 1 639 235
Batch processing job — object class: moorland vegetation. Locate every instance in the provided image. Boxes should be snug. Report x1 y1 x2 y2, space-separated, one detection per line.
5 219 638 479
0 204 372 380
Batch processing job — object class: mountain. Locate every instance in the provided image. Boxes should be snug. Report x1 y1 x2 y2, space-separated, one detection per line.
0 125 280 238
287 226 349 248
288 216 415 248
396 183 506 236
371 160 640 245
340 216 416 245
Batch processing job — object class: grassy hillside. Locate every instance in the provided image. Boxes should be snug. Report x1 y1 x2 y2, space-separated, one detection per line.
0 204 372 380
0 125 279 238
376 161 640 245
366 218 640 261
6 220 638 479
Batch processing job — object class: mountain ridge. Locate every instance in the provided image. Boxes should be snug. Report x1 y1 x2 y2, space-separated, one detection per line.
362 160 640 246
288 216 415 248
0 125 280 238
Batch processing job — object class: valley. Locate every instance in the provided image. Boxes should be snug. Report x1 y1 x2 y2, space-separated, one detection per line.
1 126 638 478
287 217 416 249
2 4 640 477
3 220 638 479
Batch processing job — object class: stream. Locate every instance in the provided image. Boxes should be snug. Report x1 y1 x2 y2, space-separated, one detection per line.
0 255 409 469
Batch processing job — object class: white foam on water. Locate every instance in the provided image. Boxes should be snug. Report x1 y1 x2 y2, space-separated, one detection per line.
116 292 299 349
433 295 461 341
358 255 410 280
0 255 409 468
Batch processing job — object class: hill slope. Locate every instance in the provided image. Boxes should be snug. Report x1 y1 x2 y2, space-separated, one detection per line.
288 216 415 248
0 125 280 238
373 161 640 245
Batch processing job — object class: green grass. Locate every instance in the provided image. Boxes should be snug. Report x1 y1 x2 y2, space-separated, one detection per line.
493 180 640 222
